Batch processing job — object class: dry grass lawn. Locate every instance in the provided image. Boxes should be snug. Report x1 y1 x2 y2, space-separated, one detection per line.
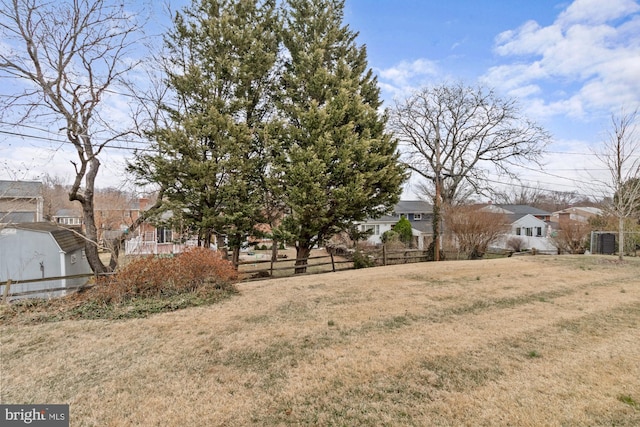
1 255 640 426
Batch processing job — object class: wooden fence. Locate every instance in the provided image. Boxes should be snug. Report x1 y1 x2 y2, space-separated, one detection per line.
1 273 95 303
237 253 352 280
237 248 431 281
1 248 433 301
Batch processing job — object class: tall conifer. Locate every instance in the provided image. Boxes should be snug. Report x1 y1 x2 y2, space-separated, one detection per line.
276 0 406 272
130 0 279 265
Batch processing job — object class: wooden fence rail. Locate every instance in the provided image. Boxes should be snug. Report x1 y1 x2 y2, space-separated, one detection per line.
1 273 96 302
2 247 433 301
237 248 430 280
237 253 354 280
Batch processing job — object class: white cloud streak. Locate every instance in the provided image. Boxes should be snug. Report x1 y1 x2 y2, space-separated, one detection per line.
486 0 640 118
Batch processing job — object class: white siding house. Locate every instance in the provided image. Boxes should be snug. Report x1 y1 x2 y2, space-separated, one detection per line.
483 204 557 253
357 200 433 249
0 180 44 223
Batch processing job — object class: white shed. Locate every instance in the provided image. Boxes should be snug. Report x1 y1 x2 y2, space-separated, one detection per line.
0 223 92 300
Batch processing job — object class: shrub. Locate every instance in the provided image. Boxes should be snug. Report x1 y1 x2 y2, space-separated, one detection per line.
393 217 413 246
353 249 375 269
95 247 238 303
506 236 526 252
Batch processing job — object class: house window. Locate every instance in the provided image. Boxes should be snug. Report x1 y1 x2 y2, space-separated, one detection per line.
516 227 521 236
414 214 422 220
363 225 380 235
536 227 542 237
157 227 172 243
525 228 533 237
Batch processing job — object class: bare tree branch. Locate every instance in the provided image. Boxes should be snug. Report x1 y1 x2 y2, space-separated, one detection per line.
592 108 640 260
0 0 146 273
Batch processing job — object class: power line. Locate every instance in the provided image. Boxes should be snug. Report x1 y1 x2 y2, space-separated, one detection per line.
0 129 157 153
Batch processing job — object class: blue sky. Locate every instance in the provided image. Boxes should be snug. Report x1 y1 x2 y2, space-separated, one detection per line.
1 0 639 200
350 0 640 198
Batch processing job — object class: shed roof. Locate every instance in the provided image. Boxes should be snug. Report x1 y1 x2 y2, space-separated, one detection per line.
0 180 43 198
6 222 86 253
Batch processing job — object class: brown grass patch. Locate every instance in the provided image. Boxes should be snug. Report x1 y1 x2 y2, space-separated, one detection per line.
2 255 640 426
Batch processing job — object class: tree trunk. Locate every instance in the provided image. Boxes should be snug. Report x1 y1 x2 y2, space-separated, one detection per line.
619 216 625 261
71 157 110 275
82 198 108 274
295 245 312 274
231 246 241 270
431 195 441 261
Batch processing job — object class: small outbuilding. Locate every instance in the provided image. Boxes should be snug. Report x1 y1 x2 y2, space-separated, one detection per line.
0 223 92 300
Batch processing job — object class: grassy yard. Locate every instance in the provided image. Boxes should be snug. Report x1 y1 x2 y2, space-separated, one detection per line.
1 255 640 426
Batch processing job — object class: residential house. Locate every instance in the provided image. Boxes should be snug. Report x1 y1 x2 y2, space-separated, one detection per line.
0 222 92 300
0 180 44 224
357 200 433 249
551 206 602 223
123 198 193 255
53 208 83 227
482 204 556 253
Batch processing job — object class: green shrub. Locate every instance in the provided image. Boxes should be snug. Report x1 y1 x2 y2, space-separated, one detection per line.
353 250 375 269
393 217 413 246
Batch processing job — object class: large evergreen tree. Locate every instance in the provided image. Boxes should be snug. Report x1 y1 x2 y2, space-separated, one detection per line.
276 0 406 272
129 0 279 265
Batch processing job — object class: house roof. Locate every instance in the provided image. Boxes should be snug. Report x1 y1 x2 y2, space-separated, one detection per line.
511 214 547 226
0 180 43 198
6 222 86 253
393 200 433 215
54 209 83 218
553 206 602 216
493 204 551 216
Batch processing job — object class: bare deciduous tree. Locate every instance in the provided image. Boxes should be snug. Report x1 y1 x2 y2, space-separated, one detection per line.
390 82 550 260
444 204 508 259
494 184 583 212
0 0 145 273
552 218 591 254
593 109 640 261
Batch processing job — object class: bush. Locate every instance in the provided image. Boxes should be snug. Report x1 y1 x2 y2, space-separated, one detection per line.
506 236 526 252
95 247 238 303
353 249 375 269
393 217 413 246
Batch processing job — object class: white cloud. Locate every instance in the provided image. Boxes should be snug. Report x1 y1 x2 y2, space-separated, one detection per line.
377 59 441 99
557 0 640 25
486 0 640 119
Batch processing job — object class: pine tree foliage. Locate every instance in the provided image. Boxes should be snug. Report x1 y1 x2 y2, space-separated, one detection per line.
129 0 280 264
130 0 405 272
276 0 406 270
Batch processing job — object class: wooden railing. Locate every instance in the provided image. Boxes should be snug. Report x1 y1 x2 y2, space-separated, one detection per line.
237 248 431 281
1 248 435 300
237 253 353 281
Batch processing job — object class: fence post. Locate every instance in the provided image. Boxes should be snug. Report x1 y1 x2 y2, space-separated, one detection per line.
330 252 335 272
383 245 387 266
2 279 11 304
